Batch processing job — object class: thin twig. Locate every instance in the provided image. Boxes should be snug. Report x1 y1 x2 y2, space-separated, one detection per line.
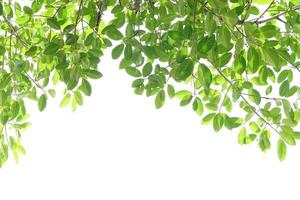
254 0 275 23
215 67 280 134
253 4 300 24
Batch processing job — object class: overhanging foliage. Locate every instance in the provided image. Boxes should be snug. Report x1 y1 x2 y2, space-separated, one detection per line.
0 0 300 166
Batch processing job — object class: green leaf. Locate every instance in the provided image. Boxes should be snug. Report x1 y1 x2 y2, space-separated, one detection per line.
112 44 124 60
38 94 47 112
219 25 231 47
56 61 69 70
79 79 92 96
44 43 60 55
125 67 142 77
104 25 123 40
202 113 216 125
155 90 165 109
262 46 279 69
197 35 216 55
248 89 261 105
180 95 193 106
0 46 5 55
142 63 153 77
0 3 3 15
279 129 296 146
167 84 175 99
192 97 204 116
84 69 103 79
238 127 247 145
277 139 287 161
142 46 157 60
0 74 11 90
172 59 194 81
168 31 184 41
198 64 212 92
233 54 246 74
66 34 79 45
282 99 294 122
213 113 224 132
74 91 83 106
48 89 56 98
25 46 37 57
175 90 192 99
124 44 133 60
60 94 71 108
247 47 260 73
279 80 289 97
215 53 232 68
205 13 216 35
11 101 20 119
47 17 61 30
224 116 242 130
261 24 278 38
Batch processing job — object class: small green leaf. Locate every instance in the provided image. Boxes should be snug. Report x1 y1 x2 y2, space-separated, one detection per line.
104 25 123 40
155 90 165 109
279 80 289 97
180 95 193 106
84 69 103 79
193 97 204 116
66 34 79 45
125 67 142 77
112 44 124 59
48 89 56 98
262 46 279 68
11 101 20 119
142 63 153 77
279 129 296 146
213 113 224 132
238 127 247 145
172 59 194 81
215 53 232 68
168 31 184 41
60 93 71 108
202 113 216 125
79 79 92 96
167 84 175 99
47 17 61 30
277 139 287 161
74 91 83 106
124 44 133 60
38 94 47 112
44 42 60 55
0 3 3 15
198 64 212 93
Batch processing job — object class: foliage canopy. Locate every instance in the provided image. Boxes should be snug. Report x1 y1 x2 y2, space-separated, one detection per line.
1 0 300 166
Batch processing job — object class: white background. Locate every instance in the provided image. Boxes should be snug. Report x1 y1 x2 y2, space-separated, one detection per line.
0 54 300 200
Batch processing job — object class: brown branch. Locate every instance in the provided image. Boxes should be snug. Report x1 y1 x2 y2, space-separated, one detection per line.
95 0 107 32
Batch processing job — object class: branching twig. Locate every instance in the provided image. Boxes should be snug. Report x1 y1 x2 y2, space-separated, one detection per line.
215 67 280 134
254 0 275 23
252 4 300 24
